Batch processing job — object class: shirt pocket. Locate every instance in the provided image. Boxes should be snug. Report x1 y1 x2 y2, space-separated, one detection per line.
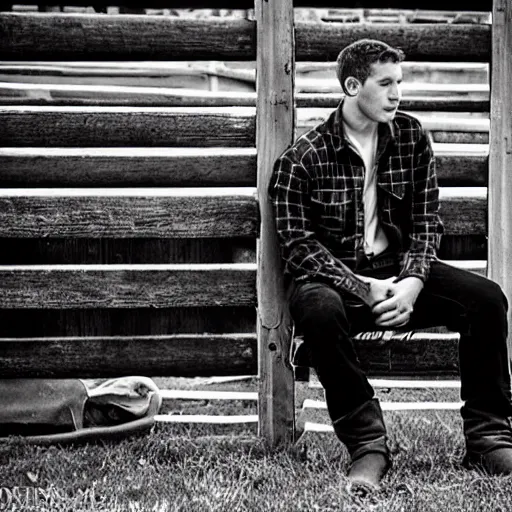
310 193 353 235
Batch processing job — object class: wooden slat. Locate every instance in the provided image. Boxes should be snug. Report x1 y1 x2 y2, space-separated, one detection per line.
0 83 258 107
0 106 255 147
440 187 487 235
434 144 488 186
298 109 489 133
0 188 258 238
0 14 255 61
0 148 257 187
295 22 491 62
296 93 489 112
0 145 485 188
0 263 256 309
1 1 493 10
489 0 512 357
293 331 460 377
0 333 257 377
303 401 463 411
0 83 490 113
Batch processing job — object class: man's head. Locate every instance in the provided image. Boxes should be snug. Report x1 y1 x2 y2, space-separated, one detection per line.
337 39 405 123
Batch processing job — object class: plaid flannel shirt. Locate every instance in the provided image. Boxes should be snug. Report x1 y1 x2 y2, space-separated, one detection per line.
269 102 444 304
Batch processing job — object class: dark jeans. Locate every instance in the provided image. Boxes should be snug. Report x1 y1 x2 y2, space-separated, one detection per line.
289 253 512 424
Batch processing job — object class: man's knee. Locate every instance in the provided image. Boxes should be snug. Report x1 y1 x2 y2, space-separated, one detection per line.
289 281 346 326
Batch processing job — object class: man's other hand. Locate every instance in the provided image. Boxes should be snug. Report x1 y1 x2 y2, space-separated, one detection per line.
372 277 424 328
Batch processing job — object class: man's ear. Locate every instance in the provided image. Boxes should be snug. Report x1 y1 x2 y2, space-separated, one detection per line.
344 77 360 97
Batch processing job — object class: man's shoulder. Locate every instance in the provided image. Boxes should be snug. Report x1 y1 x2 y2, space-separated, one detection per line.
393 110 425 134
279 117 337 163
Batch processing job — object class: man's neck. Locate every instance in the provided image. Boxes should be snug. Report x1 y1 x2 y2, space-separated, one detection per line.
341 99 378 140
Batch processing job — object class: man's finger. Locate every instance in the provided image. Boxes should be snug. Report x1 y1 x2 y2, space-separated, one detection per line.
376 311 410 327
372 297 398 315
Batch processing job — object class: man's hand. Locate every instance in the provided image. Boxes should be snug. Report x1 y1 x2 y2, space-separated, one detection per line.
359 276 396 308
372 277 424 328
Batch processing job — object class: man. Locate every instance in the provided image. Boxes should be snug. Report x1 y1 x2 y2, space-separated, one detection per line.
269 39 512 492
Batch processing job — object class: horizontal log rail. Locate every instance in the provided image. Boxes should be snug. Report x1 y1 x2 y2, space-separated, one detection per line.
0 0 493 10
298 109 490 133
0 83 490 112
0 144 485 187
0 333 257 377
0 106 255 147
0 147 257 187
0 14 256 61
0 106 488 148
0 186 484 237
0 14 490 62
0 188 259 238
439 187 487 235
292 330 460 377
295 22 490 62
0 263 257 309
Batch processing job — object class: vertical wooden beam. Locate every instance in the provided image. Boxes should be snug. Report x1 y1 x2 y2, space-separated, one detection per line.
489 0 512 357
255 0 296 445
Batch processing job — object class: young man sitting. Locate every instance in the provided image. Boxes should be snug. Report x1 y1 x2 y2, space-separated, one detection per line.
269 38 512 492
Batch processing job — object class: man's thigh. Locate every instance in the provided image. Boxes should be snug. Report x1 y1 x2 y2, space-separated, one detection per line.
409 260 501 331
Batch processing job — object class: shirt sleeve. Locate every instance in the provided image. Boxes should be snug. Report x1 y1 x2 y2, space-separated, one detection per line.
398 131 444 282
268 151 372 303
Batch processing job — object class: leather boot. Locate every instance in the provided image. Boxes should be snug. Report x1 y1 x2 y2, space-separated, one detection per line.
333 398 391 493
463 404 512 475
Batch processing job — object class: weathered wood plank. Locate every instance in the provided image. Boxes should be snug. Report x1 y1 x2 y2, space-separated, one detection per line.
0 148 257 187
489 0 512 357
0 333 257 378
256 0 295 446
0 14 255 61
0 187 484 238
0 146 485 187
0 188 258 238
0 263 256 309
0 106 255 147
296 93 489 112
440 187 487 235
0 83 490 113
295 22 491 62
1 0 492 10
434 144 488 186
0 306 256 337
292 331 460 378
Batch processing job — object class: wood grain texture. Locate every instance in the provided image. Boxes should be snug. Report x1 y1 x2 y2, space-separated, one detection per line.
0 0 492 9
0 148 257 187
295 22 491 62
0 333 257 378
0 146 484 187
292 331 460 378
256 0 296 446
440 187 487 235
488 0 512 356
0 189 259 238
0 14 255 61
0 264 256 309
0 83 489 113
0 107 255 147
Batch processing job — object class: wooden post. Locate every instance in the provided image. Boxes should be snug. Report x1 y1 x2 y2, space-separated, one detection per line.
255 0 296 445
488 0 512 357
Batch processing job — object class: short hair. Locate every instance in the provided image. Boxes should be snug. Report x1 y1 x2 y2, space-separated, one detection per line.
336 39 405 94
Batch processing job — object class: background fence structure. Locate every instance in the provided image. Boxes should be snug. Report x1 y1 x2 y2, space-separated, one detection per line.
0 0 510 445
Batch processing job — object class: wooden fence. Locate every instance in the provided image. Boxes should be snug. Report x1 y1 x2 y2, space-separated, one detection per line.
0 0 511 445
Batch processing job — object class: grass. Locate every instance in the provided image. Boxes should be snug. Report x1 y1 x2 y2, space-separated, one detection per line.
0 377 511 511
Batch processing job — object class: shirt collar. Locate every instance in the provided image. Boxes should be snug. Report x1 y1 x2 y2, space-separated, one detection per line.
330 99 398 152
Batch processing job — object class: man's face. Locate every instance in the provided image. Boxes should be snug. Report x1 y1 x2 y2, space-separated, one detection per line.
355 60 402 123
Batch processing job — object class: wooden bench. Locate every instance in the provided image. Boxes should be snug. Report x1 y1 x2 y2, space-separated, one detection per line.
0 0 511 446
